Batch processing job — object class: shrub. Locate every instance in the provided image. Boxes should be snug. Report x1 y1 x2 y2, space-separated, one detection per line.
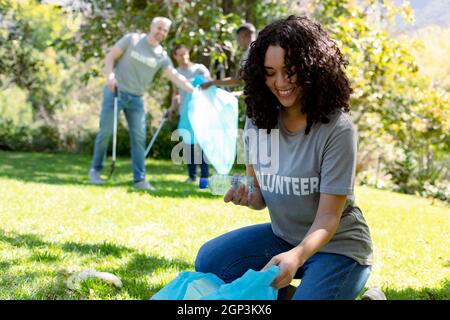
0 119 33 151
422 182 450 203
32 124 60 152
0 119 60 152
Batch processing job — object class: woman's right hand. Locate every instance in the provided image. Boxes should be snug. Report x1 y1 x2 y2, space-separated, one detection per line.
224 174 265 209
224 183 252 207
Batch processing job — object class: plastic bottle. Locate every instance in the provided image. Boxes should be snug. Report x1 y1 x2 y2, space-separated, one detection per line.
199 175 254 196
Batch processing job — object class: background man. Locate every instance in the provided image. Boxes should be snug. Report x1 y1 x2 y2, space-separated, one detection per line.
200 22 256 90
88 17 194 191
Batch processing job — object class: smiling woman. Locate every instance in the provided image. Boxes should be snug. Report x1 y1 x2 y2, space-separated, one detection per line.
194 15 374 300
264 45 302 110
242 15 352 135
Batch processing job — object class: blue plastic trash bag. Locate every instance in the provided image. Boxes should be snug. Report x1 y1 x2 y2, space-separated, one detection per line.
178 74 239 174
177 75 209 145
187 82 239 175
150 271 225 300
201 266 279 300
151 265 279 300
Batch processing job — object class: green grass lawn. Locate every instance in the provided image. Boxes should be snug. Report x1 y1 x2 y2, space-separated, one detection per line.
0 151 449 300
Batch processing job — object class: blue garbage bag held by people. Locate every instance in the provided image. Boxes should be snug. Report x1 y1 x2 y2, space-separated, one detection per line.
184 75 239 175
177 76 207 145
151 265 280 300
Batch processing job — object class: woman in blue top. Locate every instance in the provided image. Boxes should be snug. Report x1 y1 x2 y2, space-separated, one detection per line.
194 16 373 300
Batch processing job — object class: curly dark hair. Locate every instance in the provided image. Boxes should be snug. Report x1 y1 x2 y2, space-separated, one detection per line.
241 15 352 135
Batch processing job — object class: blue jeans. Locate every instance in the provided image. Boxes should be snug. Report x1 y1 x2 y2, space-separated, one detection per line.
92 87 146 183
187 143 209 179
195 223 371 300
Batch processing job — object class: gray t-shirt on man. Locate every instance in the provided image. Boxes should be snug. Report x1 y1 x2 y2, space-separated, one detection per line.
244 110 373 265
114 33 173 96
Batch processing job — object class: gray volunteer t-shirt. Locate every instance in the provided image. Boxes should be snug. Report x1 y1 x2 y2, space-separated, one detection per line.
244 110 373 265
176 63 211 108
114 33 173 96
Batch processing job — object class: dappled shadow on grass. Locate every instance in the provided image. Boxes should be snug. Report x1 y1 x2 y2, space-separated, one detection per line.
0 229 193 299
2 228 449 300
126 180 220 200
0 231 47 249
61 241 135 258
0 270 69 300
383 280 450 300
0 151 242 200
0 151 210 195
0 151 99 186
0 151 184 186
111 253 193 299
0 260 16 273
0 229 134 260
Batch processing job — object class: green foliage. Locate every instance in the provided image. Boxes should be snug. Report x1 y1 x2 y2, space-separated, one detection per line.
32 124 61 152
0 119 33 151
386 151 417 192
411 25 450 91
0 119 60 152
312 0 450 197
0 0 76 120
0 0 448 202
422 182 450 203
385 149 450 203
0 86 32 125
63 0 290 78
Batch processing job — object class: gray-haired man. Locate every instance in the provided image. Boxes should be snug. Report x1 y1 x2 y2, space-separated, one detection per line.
89 17 194 190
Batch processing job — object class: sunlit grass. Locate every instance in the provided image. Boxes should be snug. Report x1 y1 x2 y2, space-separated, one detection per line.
0 151 448 300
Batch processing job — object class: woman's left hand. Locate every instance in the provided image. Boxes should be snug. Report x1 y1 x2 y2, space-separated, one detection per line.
261 249 304 289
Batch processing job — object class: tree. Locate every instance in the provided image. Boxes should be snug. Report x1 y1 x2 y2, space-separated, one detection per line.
61 0 290 80
309 0 449 192
0 0 76 122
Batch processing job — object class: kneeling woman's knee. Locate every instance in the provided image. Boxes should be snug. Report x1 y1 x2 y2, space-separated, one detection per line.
194 240 221 274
